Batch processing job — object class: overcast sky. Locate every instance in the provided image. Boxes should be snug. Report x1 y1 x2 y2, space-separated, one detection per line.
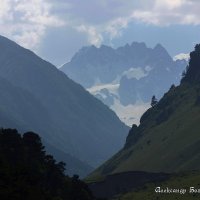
0 0 200 66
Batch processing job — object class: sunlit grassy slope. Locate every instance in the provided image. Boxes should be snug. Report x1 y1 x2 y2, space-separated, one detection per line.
87 81 200 182
87 45 200 183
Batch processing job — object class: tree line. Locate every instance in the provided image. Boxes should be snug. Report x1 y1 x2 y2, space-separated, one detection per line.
0 128 99 200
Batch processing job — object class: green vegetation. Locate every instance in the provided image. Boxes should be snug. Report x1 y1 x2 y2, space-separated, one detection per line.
90 83 200 179
0 128 95 200
116 171 200 200
88 44 200 183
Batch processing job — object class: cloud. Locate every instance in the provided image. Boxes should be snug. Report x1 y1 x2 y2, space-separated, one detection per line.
0 0 12 22
1 0 200 51
131 0 200 26
76 25 103 47
75 17 129 46
0 0 65 49
60 0 200 46
155 0 183 10
105 17 129 39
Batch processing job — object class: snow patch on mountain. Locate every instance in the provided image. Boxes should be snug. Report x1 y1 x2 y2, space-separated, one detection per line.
88 83 119 96
173 53 190 61
111 99 150 126
87 82 150 126
122 67 147 80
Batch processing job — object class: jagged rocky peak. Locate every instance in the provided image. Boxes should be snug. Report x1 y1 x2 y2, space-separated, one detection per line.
78 44 113 54
131 41 147 49
153 43 172 60
116 41 148 53
71 44 116 64
154 43 168 54
153 43 165 50
99 44 113 50
72 45 97 57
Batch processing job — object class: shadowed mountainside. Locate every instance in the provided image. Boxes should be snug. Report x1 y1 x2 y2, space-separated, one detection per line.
0 35 128 175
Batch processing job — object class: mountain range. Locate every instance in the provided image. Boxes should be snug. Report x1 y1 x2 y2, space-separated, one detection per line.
61 42 187 125
0 35 128 176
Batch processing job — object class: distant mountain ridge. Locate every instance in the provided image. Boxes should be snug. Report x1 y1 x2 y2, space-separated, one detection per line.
61 42 186 125
0 35 128 176
61 42 185 88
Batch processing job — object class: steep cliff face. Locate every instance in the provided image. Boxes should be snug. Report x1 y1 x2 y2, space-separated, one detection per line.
88 44 200 180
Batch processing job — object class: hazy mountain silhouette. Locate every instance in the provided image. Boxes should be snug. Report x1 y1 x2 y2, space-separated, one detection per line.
0 35 128 175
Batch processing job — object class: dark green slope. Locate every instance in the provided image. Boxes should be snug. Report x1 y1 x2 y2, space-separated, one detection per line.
0 35 128 170
88 44 200 180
